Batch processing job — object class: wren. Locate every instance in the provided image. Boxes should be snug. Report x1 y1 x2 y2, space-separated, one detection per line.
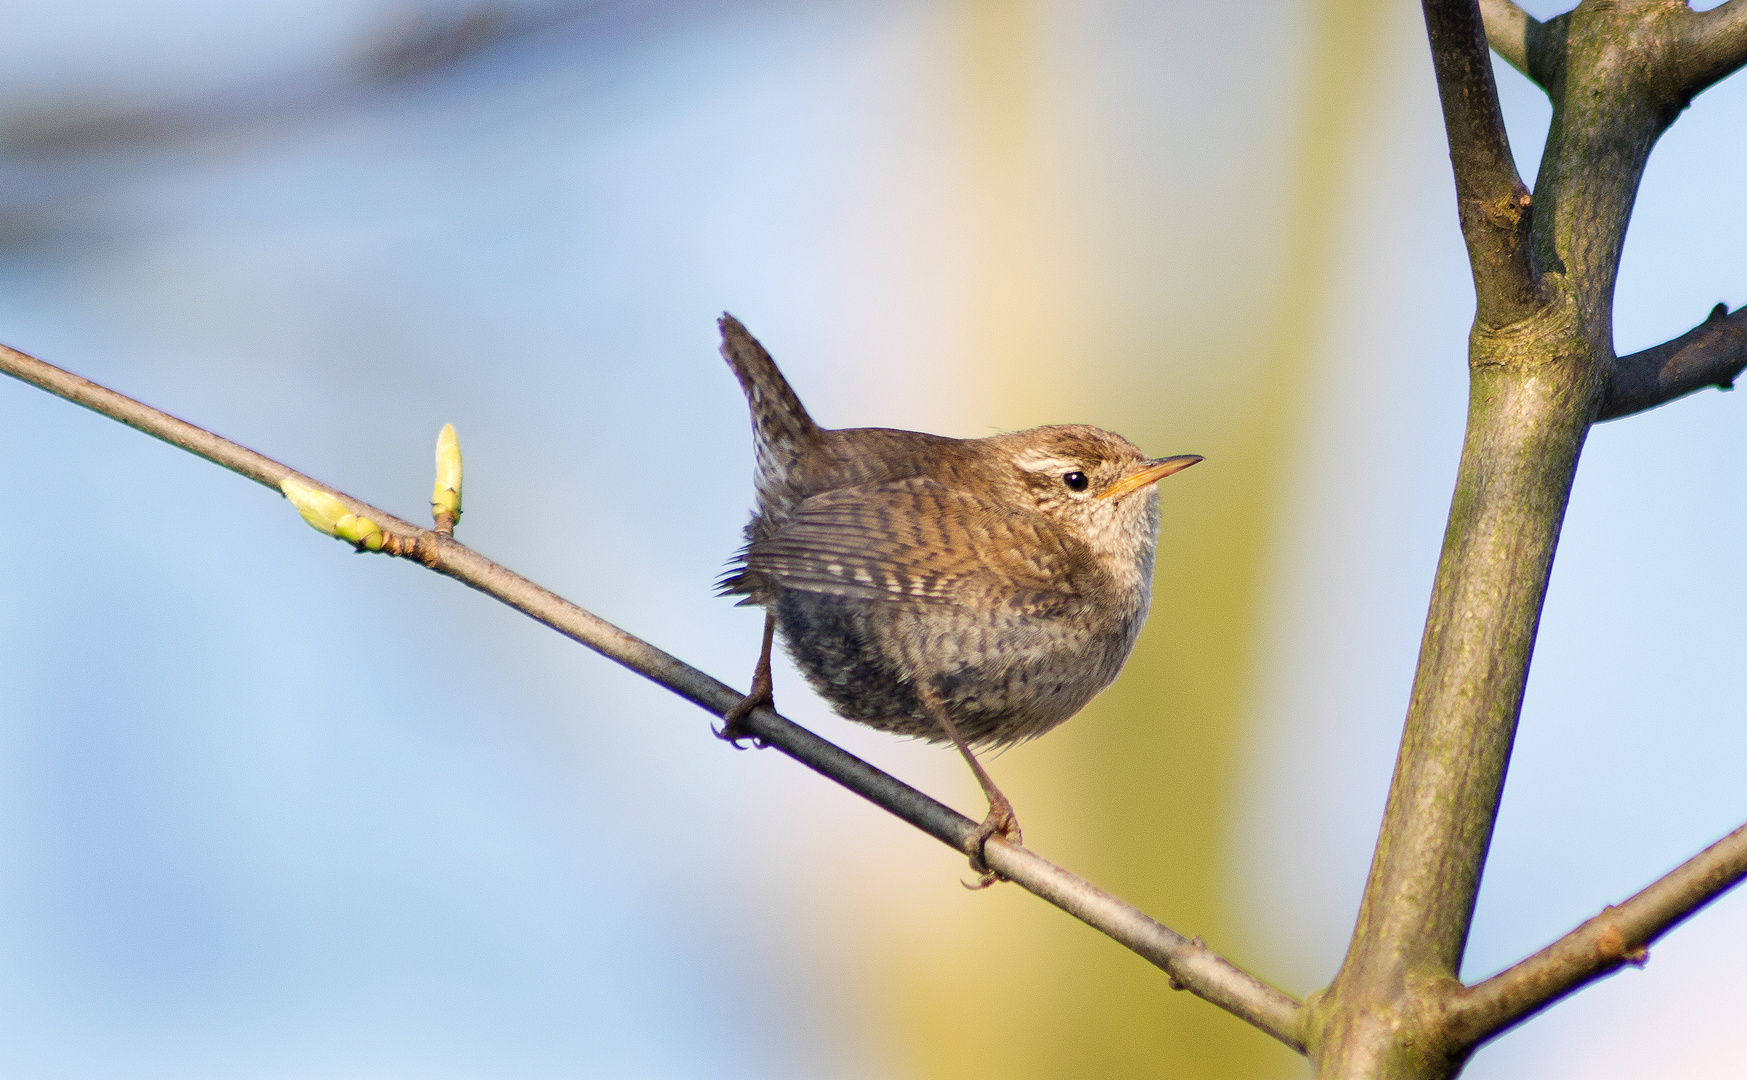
715 315 1200 881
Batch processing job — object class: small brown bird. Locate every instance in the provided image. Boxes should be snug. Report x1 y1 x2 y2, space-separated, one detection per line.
716 315 1200 881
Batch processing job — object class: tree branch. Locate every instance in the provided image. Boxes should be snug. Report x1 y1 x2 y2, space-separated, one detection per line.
1446 820 1747 1046
1313 4 1726 1073
1424 0 1543 327
1478 0 1541 84
0 339 1305 1053
1676 0 1747 100
1598 302 1747 421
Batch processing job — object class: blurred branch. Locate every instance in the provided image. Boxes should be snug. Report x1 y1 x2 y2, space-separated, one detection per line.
361 4 517 82
3 3 540 158
0 339 1306 1054
1448 820 1747 1046
1599 302 1747 421
0 0 737 226
1423 0 1542 327
1675 0 1747 99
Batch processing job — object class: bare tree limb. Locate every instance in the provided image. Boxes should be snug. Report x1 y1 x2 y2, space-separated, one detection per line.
1313 3 1737 1074
1598 302 1747 421
0 339 1306 1053
1446 820 1747 1047
1423 0 1543 328
1676 0 1747 100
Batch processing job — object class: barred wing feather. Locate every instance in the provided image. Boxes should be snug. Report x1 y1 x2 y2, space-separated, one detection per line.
742 478 1092 617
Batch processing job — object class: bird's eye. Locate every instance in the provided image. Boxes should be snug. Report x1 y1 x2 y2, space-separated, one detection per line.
1062 471 1089 492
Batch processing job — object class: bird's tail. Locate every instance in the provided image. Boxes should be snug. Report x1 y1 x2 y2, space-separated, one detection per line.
718 314 822 453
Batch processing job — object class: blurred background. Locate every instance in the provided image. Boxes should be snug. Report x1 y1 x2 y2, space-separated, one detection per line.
0 0 1742 1076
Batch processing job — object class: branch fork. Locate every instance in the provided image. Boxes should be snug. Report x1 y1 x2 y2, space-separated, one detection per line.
1313 1 1747 1074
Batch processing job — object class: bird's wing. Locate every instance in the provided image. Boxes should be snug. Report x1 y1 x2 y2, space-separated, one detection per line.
741 478 1095 615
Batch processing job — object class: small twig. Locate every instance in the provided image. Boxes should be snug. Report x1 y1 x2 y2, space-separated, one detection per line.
0 339 1306 1052
1480 0 1565 92
1599 303 1747 421
1423 0 1543 327
1446 820 1747 1047
1676 0 1747 100
1478 0 1540 82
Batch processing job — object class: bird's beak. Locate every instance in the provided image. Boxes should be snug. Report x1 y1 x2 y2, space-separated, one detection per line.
1097 454 1204 501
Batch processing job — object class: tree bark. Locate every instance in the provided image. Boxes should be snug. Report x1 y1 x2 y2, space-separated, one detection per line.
1310 2 1747 1075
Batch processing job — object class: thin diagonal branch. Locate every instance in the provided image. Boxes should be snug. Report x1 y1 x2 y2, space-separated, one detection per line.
1424 0 1542 327
0 339 1305 1053
1598 302 1747 421
1676 0 1747 99
1446 820 1747 1046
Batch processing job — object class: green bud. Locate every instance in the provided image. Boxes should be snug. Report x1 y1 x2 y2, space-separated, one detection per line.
431 423 463 522
335 513 385 551
281 477 384 551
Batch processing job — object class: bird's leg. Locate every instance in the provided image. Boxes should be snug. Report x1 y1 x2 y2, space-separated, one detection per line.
917 684 1021 889
717 611 776 748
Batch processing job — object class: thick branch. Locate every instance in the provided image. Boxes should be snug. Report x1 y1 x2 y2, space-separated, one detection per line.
1314 350 1595 1078
1598 302 1747 421
1676 0 1747 99
0 340 1305 1052
1313 5 1713 1074
1424 0 1542 327
1447 820 1747 1046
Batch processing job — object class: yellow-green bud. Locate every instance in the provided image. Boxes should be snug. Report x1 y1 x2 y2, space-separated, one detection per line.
431 423 463 522
334 513 385 551
281 477 384 551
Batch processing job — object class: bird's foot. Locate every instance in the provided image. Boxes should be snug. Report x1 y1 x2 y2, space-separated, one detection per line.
913 682 1023 888
962 792 1023 890
714 678 772 749
717 612 776 748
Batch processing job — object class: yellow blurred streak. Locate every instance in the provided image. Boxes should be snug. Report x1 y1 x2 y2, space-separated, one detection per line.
866 1 1390 1077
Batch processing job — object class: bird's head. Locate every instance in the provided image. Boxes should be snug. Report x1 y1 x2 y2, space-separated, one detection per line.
984 424 1201 580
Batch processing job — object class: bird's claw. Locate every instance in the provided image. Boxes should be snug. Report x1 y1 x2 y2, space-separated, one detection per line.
961 800 1023 889
715 684 772 749
719 613 776 748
